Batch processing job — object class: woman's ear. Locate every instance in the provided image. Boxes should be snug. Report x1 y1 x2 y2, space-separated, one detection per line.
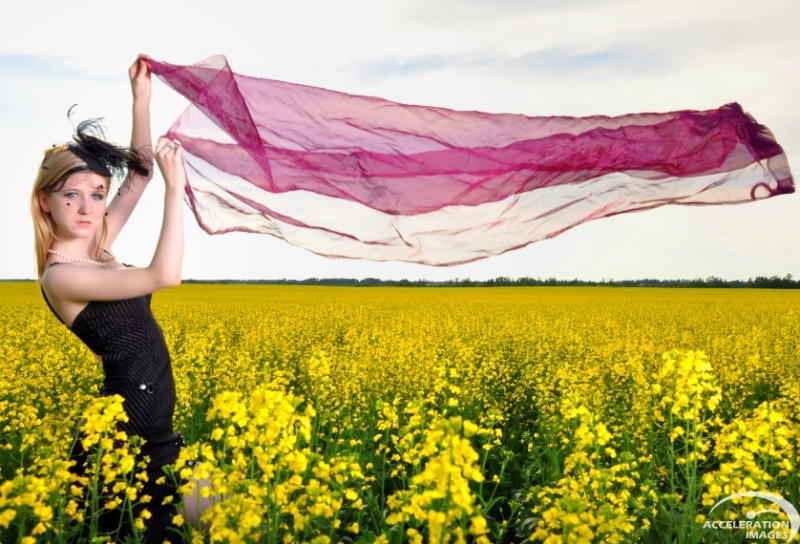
38 190 52 214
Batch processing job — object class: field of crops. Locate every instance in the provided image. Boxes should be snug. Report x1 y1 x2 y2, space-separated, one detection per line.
1 282 798 543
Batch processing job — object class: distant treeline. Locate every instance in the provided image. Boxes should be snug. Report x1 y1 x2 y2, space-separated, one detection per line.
179 274 800 289
5 275 797 288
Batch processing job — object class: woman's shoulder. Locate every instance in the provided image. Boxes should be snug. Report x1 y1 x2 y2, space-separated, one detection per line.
40 260 84 287
40 261 64 289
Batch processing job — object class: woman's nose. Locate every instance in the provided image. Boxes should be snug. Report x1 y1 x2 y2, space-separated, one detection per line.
77 197 92 213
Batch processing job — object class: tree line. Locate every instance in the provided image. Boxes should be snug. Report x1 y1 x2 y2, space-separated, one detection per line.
181 274 799 289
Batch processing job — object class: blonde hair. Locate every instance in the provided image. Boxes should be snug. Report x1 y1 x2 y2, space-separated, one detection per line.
31 145 109 280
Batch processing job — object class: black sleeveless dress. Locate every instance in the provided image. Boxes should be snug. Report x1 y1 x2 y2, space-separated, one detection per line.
42 279 184 543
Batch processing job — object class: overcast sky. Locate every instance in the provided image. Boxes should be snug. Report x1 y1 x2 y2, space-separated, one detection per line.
1 0 798 281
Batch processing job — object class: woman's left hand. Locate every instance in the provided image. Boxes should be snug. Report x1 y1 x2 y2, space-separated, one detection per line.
155 137 187 192
129 54 152 103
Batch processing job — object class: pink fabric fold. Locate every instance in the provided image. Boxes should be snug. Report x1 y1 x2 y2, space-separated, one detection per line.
146 55 794 265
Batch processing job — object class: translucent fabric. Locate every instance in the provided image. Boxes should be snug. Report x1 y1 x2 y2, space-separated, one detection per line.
146 56 794 265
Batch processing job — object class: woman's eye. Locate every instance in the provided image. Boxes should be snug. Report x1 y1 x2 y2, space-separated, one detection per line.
65 192 78 198
93 193 105 200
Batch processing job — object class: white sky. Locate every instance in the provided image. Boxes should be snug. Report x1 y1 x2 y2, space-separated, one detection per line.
1 0 798 281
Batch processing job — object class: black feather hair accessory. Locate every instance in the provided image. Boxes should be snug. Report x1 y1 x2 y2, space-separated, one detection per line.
68 119 151 182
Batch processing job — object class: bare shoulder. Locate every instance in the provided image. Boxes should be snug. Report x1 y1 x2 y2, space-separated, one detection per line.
41 262 100 301
40 264 91 326
42 260 165 303
40 262 68 295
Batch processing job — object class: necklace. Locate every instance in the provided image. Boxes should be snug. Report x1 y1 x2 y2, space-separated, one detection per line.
47 249 110 267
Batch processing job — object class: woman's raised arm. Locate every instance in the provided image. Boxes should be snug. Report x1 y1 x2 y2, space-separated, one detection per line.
104 55 155 246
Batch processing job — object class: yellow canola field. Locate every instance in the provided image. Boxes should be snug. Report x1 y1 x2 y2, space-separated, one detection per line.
1 283 798 543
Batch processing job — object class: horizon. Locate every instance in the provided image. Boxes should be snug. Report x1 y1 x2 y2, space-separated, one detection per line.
2 273 796 286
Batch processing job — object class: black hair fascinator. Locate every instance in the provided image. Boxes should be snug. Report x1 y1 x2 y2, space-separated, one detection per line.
68 118 151 182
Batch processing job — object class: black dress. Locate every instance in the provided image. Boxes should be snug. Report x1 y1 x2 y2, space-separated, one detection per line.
42 280 184 543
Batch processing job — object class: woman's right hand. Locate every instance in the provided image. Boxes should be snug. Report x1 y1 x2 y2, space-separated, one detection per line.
155 137 187 192
129 55 152 104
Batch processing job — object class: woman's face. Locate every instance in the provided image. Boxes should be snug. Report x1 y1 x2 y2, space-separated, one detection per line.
39 172 108 240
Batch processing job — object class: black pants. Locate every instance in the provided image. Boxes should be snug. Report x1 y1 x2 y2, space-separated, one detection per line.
68 437 183 543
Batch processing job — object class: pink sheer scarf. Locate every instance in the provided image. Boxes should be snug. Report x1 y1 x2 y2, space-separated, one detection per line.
146 56 794 265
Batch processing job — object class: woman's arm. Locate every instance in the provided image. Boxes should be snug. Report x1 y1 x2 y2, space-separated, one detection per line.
104 56 155 247
42 138 186 308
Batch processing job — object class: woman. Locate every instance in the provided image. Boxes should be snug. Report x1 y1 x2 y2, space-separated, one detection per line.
31 56 195 542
